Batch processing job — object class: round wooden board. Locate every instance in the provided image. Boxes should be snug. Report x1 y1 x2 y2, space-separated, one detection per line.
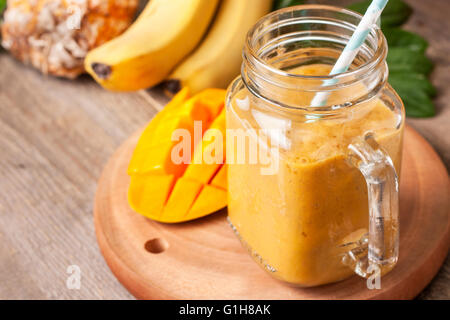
94 125 449 300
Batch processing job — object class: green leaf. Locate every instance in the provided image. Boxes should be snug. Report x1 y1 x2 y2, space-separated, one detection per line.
392 85 436 117
389 72 436 97
273 0 305 11
387 47 433 75
348 0 436 117
388 71 436 117
0 0 5 14
384 28 428 53
347 0 412 28
0 0 5 43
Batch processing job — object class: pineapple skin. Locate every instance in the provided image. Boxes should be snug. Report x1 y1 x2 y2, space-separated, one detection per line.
1 0 139 78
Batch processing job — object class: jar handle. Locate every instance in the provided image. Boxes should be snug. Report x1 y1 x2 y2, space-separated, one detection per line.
344 133 399 277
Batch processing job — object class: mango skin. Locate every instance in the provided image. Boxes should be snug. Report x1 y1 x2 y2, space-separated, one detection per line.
127 88 228 223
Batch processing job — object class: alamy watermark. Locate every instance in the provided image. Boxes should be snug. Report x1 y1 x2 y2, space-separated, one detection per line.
366 264 381 290
66 1 84 30
171 121 281 175
66 265 81 290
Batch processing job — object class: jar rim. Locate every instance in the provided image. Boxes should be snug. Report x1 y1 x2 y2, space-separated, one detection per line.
244 4 387 88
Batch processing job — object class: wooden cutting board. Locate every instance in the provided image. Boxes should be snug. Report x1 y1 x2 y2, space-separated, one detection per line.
94 125 449 300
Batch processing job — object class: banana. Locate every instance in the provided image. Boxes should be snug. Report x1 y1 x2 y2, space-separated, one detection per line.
164 0 272 95
84 0 220 91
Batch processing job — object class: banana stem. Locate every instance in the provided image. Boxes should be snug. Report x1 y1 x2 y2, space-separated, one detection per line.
163 79 182 95
92 63 112 79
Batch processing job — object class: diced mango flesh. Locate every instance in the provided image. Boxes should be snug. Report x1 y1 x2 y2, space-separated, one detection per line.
128 174 175 220
211 165 227 190
192 88 226 121
187 185 228 220
162 178 203 223
183 109 226 184
131 141 189 177
127 88 228 223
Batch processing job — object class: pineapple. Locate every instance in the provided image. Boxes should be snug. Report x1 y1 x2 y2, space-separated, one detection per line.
1 0 138 78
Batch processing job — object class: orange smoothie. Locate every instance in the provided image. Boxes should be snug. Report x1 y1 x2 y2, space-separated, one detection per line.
227 64 403 286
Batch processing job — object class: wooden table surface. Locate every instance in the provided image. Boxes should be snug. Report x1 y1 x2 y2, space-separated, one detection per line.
0 0 448 299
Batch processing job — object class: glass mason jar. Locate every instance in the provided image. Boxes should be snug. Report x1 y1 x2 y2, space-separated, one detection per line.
226 5 404 287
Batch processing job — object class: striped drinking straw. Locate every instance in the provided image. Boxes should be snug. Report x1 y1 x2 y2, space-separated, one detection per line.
310 0 389 107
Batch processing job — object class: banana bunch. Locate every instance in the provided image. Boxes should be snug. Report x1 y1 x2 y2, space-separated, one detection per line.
85 0 273 93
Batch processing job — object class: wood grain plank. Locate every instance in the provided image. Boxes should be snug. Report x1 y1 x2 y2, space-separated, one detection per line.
0 55 159 299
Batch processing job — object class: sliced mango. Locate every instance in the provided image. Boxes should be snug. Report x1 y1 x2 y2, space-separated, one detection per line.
128 174 175 220
211 164 227 190
131 141 190 178
192 88 226 121
127 88 228 223
128 89 192 175
128 88 224 176
162 178 203 223
187 185 228 220
183 108 226 184
161 87 191 114
139 87 191 135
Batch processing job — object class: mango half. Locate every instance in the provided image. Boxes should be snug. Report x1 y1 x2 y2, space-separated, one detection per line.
127 88 227 223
